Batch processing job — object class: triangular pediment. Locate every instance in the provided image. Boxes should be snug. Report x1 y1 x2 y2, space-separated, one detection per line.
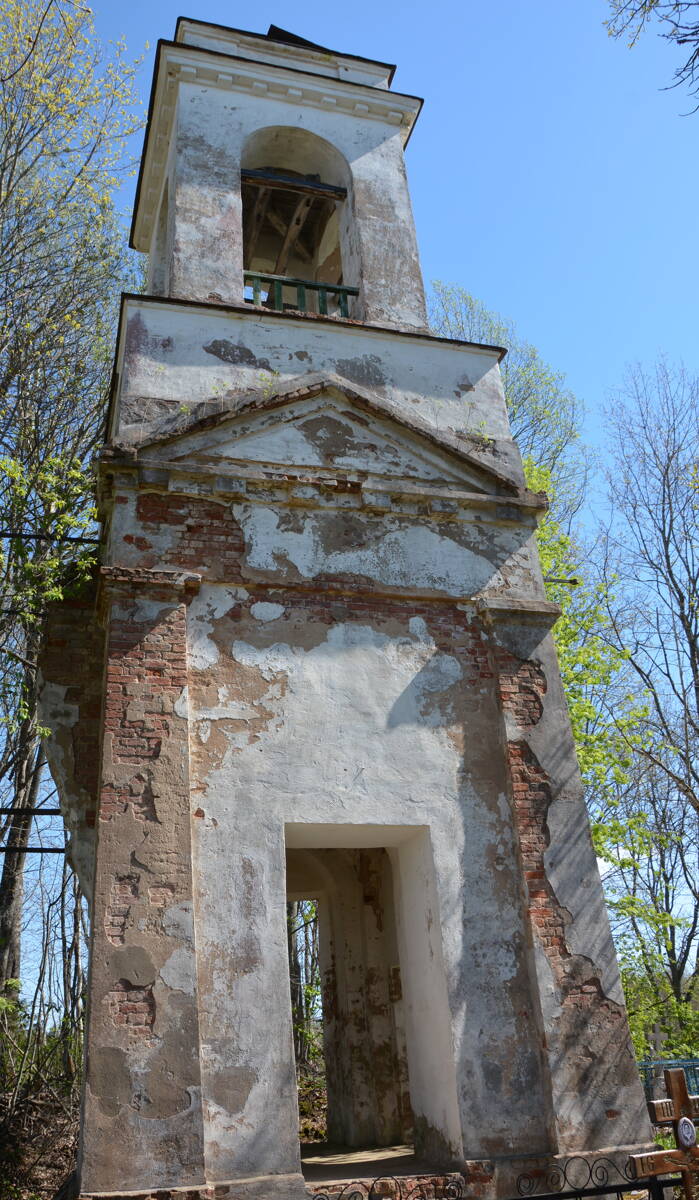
134 373 521 496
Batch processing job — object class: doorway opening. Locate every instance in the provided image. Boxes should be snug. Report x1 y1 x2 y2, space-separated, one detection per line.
286 845 414 1176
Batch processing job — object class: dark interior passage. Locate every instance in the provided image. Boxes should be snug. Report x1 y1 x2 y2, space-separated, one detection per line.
286 846 414 1163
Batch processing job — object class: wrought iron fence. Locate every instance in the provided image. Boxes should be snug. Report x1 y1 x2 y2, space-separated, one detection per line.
514 1154 682 1198
514 1178 681 1200
311 1179 465 1200
307 1165 684 1200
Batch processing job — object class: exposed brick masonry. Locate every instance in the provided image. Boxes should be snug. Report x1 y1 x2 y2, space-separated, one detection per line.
106 979 155 1037
495 648 546 728
497 650 623 1027
134 492 245 579
74 1173 491 1200
104 873 140 945
100 602 188 822
309 1176 475 1200
39 585 104 833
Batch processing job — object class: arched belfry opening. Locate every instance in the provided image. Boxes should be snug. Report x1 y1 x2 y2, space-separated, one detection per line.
241 127 358 318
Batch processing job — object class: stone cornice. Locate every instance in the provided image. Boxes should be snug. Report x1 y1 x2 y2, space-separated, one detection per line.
99 455 544 527
477 595 562 627
119 369 524 496
175 18 396 88
132 40 422 251
100 565 202 594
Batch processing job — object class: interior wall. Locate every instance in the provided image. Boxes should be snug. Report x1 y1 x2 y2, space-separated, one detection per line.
389 832 464 1165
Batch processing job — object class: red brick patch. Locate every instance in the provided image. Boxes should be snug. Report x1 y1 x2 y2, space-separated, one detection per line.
105 979 155 1037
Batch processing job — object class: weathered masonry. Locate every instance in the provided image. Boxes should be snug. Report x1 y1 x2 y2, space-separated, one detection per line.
39 18 654 1200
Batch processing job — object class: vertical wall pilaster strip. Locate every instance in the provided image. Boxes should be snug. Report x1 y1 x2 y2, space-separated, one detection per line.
81 568 205 1193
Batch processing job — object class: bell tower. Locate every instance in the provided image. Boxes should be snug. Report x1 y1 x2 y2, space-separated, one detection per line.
138 19 427 329
39 18 654 1200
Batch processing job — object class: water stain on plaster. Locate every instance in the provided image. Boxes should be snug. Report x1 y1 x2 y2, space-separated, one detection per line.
334 355 386 392
208 1065 258 1114
203 339 271 371
91 1045 131 1118
125 312 174 361
454 375 475 397
299 413 381 462
130 1060 191 1119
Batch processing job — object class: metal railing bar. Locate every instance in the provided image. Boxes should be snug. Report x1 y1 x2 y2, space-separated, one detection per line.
244 270 358 292
243 271 358 318
0 846 66 853
0 808 62 815
510 1181 684 1200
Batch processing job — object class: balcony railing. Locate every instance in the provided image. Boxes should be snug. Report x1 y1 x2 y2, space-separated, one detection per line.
243 271 359 319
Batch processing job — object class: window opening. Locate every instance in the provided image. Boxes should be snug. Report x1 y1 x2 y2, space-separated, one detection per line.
242 167 358 318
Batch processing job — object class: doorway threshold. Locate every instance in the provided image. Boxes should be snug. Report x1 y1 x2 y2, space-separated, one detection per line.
301 1143 423 1182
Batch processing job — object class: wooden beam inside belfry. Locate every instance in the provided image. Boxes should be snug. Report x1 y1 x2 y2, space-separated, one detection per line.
273 194 314 275
241 167 346 200
266 208 312 262
244 185 271 263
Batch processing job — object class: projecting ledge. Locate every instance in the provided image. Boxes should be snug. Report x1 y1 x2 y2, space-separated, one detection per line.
476 595 562 628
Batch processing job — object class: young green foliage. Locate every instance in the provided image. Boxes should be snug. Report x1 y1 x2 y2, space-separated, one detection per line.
0 6 141 1187
526 459 644 807
605 1 699 108
430 282 582 482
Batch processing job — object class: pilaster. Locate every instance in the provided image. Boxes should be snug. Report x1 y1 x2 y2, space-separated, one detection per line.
487 604 653 1153
80 567 205 1193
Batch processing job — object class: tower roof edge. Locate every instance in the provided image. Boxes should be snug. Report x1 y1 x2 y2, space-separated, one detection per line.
174 15 397 88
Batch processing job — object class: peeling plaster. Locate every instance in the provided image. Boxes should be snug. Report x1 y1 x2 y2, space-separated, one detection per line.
188 586 248 670
161 946 196 995
234 504 507 596
250 602 285 622
41 19 654 1190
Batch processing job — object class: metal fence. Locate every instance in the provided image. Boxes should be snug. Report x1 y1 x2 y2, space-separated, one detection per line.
309 1168 684 1200
638 1057 699 1100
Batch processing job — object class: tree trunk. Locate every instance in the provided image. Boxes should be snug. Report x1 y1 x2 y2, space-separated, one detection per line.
287 901 304 1067
0 740 44 993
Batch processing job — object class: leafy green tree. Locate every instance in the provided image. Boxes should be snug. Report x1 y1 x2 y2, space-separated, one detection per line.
525 460 643 805
0 0 140 993
0 1 140 1190
602 761 699 1058
430 283 642 809
429 283 583 503
592 361 699 1058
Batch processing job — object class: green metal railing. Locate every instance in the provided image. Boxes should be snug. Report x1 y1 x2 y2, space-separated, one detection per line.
638 1058 699 1101
243 271 359 318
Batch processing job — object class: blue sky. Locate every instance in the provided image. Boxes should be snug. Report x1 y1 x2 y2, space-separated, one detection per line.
92 0 698 450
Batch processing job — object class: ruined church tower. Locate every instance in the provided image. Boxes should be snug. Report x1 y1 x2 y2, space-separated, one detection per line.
40 19 653 1200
